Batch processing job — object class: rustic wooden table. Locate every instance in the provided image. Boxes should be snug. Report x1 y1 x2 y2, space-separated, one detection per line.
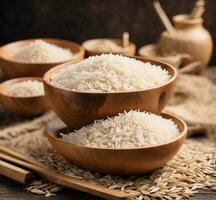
0 68 215 200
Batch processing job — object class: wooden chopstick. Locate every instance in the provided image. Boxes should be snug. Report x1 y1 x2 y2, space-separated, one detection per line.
0 146 47 168
0 152 132 200
0 159 34 184
153 1 176 36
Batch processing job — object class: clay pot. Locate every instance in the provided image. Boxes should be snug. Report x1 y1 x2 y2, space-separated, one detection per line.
157 14 213 73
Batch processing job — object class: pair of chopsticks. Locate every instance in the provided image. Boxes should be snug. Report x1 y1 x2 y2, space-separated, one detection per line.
0 147 34 184
0 159 34 184
0 147 132 200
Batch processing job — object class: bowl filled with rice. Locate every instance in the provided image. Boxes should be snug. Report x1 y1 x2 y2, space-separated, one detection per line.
0 77 49 117
0 38 85 78
43 54 177 129
47 110 187 176
82 33 136 57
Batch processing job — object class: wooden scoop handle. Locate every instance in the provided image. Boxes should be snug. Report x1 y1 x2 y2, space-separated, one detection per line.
153 1 176 35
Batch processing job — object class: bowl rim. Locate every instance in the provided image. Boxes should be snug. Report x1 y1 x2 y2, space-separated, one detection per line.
138 43 158 56
43 55 178 94
46 112 187 151
0 77 45 98
0 38 85 65
172 14 203 25
82 38 136 52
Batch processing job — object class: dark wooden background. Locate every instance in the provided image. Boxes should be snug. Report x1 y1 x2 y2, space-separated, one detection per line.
0 0 215 65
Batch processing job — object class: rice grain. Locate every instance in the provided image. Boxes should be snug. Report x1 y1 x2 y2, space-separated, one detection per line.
13 40 73 63
7 80 44 97
51 54 171 92
60 110 179 148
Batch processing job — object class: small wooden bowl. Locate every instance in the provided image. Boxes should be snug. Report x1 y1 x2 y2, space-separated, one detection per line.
0 38 85 78
138 44 182 68
0 77 49 117
82 38 136 57
138 44 159 58
43 56 177 129
46 113 187 176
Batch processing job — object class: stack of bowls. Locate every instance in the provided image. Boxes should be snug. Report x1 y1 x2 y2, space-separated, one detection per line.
43 56 187 176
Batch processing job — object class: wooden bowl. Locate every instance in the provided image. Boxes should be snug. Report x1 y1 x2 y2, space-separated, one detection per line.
0 77 49 117
43 56 177 129
138 44 159 58
0 38 85 78
82 38 136 57
46 113 187 176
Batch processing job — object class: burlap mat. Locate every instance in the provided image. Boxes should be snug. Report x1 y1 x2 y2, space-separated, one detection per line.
166 74 216 139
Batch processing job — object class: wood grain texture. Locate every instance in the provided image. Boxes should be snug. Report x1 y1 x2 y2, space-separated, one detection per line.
0 77 49 117
0 160 33 184
0 38 84 78
43 57 177 129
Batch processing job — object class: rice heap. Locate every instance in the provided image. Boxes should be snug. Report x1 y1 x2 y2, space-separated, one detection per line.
12 40 73 63
91 39 123 52
51 54 171 92
61 110 179 148
8 80 44 97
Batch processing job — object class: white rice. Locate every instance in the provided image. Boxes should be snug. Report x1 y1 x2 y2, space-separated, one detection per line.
8 80 44 97
12 40 73 63
61 110 179 148
51 54 171 92
91 39 123 52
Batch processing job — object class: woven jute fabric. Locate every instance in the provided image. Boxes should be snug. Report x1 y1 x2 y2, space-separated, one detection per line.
166 74 216 139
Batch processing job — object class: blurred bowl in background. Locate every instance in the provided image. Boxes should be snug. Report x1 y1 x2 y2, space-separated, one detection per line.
0 38 85 78
0 77 49 117
82 38 136 57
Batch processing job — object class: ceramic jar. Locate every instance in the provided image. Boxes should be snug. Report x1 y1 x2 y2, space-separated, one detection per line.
158 14 213 73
